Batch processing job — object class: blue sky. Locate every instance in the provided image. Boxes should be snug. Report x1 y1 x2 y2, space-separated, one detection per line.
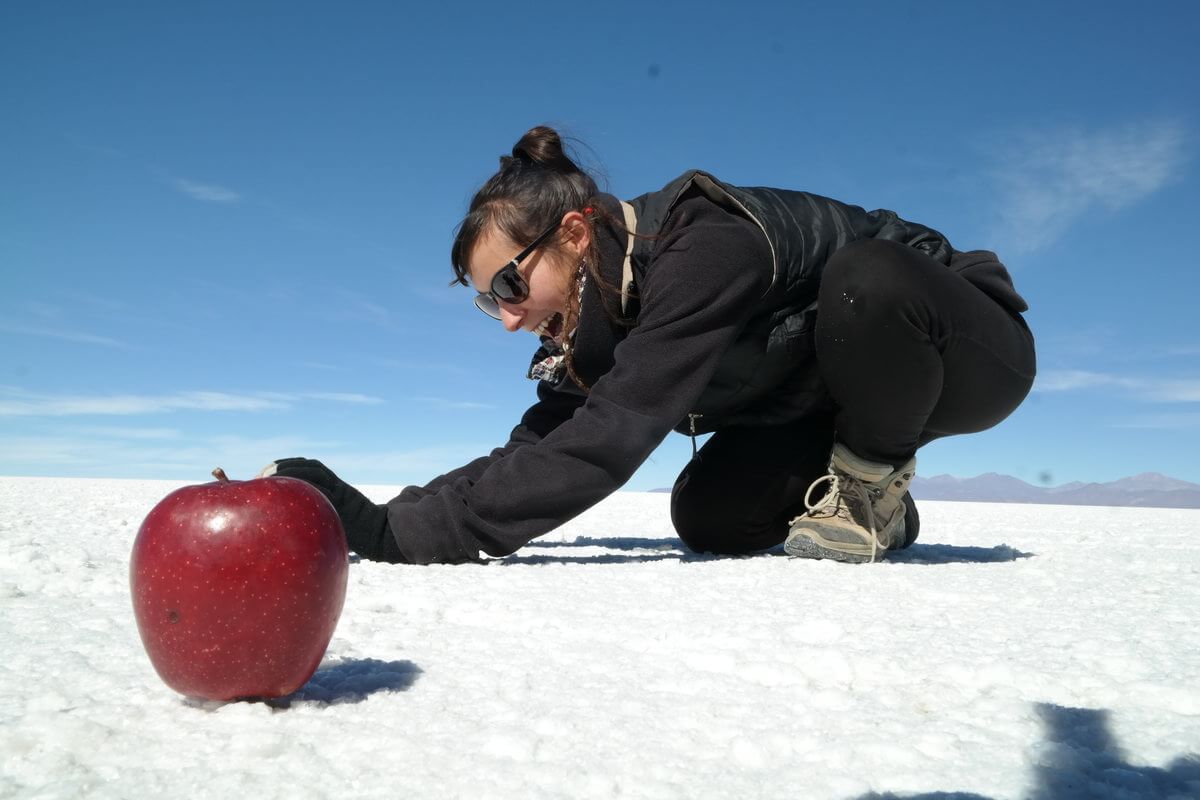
2 1 1198 490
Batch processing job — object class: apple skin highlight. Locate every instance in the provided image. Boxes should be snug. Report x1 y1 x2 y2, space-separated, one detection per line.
130 469 349 701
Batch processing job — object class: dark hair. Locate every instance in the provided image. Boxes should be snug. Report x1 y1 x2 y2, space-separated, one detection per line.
450 126 599 286
451 126 627 390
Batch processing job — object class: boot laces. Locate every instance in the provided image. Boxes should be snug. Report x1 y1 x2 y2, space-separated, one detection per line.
803 471 885 563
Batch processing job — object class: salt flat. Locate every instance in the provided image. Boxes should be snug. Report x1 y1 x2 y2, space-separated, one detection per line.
1 476 1198 799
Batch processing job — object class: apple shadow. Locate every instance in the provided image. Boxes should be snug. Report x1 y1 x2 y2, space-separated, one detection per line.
265 658 422 708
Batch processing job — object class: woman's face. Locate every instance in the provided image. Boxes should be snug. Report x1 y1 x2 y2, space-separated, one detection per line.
467 216 588 340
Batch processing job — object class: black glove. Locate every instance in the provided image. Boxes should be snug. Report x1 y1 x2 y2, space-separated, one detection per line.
259 458 404 562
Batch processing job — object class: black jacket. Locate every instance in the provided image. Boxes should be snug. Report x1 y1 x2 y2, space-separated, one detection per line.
377 171 1027 563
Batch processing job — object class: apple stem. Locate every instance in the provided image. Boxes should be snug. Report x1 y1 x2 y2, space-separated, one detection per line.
212 467 230 483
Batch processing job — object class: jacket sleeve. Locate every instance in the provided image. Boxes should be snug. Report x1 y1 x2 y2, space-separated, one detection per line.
383 202 771 563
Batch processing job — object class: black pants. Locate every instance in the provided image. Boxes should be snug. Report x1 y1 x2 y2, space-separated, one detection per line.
671 239 1036 555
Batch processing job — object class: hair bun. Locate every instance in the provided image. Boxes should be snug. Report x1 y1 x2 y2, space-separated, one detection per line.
511 125 579 174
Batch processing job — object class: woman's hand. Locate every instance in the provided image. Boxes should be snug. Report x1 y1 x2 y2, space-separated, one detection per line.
257 458 397 560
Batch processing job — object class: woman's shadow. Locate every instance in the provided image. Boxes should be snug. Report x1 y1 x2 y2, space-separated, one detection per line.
501 535 712 565
501 536 1033 565
885 543 1034 565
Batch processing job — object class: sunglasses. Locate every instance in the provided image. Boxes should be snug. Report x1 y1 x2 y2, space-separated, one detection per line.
473 220 561 319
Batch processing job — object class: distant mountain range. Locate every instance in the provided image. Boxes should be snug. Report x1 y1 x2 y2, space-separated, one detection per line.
649 472 1200 509
910 472 1200 509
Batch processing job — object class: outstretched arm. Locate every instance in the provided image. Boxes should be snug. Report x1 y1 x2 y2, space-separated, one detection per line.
263 381 587 562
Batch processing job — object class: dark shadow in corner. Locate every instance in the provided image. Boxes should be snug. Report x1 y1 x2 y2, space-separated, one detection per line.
853 702 1200 799
263 659 421 709
885 543 1034 565
1025 703 1200 799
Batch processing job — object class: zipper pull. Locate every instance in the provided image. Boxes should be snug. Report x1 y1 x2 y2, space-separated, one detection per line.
687 412 704 458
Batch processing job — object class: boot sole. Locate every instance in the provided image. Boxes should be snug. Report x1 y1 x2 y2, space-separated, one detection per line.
783 529 876 564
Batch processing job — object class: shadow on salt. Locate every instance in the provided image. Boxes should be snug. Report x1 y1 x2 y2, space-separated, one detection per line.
271 658 421 708
885 543 1034 565
500 535 713 565
182 658 422 711
501 537 1034 566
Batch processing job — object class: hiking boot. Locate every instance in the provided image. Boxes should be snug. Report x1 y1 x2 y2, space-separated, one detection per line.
784 443 917 563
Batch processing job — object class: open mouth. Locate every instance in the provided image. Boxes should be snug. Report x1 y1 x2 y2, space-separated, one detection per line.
533 313 564 341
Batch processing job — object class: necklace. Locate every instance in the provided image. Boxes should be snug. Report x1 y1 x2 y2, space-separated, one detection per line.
526 259 587 383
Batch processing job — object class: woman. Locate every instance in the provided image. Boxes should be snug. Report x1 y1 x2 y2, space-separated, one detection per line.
264 126 1036 565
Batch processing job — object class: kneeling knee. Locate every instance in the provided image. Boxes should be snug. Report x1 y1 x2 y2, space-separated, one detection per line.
671 493 715 553
822 239 927 303
672 493 779 555
671 484 734 554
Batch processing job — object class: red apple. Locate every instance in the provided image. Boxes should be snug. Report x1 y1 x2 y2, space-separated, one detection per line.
130 467 349 701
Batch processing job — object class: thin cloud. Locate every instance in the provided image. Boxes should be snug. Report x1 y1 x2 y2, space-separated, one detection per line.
415 396 495 411
71 293 128 314
26 302 63 319
1033 370 1141 392
327 290 398 330
0 390 284 416
60 133 126 160
64 425 181 440
1035 370 1200 403
255 391 383 406
0 436 94 466
173 178 241 203
0 388 384 417
0 433 337 475
991 121 1189 253
1149 380 1200 403
303 392 383 405
0 433 478 485
0 322 128 349
1114 412 1200 429
365 356 472 378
